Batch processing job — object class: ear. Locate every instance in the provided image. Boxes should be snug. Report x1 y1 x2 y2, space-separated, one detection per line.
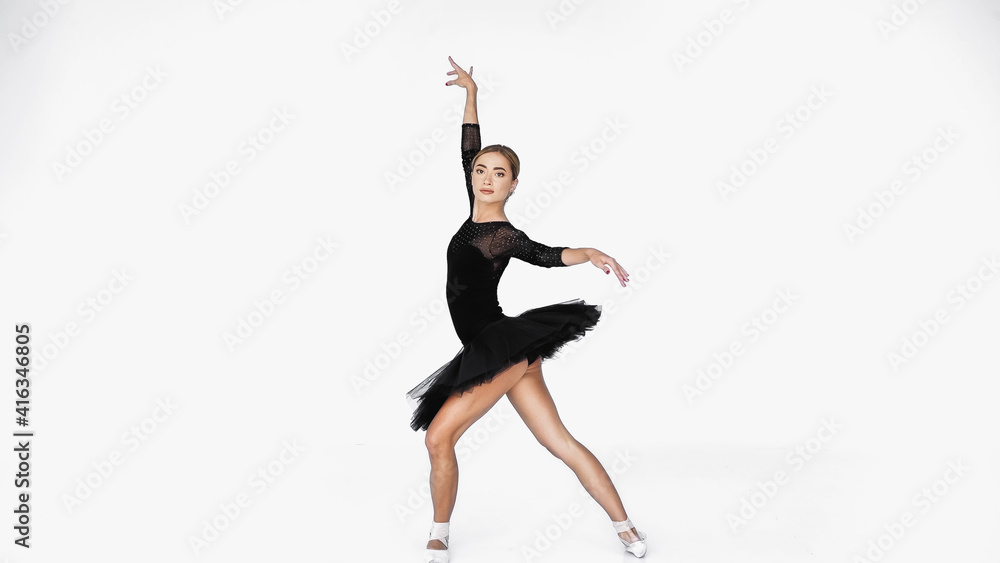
511 177 518 190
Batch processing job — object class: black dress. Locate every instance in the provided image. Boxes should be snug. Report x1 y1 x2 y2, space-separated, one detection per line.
406 122 602 432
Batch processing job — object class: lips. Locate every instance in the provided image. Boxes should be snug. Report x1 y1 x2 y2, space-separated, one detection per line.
480 189 494 194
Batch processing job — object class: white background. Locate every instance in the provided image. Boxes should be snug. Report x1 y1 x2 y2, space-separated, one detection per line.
1 0 998 561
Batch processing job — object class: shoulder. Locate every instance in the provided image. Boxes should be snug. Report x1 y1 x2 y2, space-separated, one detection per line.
494 222 525 237
486 222 523 243
492 223 533 249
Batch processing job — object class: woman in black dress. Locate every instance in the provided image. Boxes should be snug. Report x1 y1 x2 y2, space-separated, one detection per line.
407 56 647 562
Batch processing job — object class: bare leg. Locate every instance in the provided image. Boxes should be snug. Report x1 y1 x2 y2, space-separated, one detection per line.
505 359 641 544
423 358 532 550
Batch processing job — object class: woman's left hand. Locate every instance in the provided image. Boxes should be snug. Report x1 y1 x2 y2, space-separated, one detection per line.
589 250 629 287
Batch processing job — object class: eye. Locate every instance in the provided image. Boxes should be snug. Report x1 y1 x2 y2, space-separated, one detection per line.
495 172 504 177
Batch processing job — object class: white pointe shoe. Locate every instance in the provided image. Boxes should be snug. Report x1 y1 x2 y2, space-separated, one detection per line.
612 517 647 558
423 521 450 563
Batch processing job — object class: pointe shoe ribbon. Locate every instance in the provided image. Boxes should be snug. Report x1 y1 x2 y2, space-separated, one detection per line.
424 521 450 563
612 517 647 558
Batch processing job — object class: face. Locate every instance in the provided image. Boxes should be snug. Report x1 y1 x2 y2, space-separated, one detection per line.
472 152 517 203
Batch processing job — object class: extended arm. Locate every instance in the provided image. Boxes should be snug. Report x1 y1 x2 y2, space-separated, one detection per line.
494 227 628 286
529 242 631 287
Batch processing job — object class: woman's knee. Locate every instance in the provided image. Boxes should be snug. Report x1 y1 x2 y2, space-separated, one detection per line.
424 404 475 455
540 428 579 460
424 423 456 455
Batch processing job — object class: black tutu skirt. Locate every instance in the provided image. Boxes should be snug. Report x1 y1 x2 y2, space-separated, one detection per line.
406 298 602 432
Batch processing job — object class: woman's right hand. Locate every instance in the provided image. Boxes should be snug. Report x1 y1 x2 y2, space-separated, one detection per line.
445 56 477 90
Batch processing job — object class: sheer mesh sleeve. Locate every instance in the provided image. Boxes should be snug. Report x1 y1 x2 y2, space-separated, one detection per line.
491 224 567 268
461 123 481 216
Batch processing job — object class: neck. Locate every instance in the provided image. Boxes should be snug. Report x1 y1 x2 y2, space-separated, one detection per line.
472 202 507 222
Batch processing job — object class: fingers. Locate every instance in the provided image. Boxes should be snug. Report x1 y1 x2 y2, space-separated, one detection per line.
605 263 623 287
600 262 617 285
600 258 629 287
614 260 629 286
447 55 471 78
614 263 629 287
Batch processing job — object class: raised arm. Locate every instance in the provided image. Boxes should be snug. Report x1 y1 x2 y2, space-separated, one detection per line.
447 56 480 215
460 123 481 215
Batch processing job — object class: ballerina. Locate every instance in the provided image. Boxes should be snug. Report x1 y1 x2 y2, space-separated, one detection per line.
406 56 647 562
